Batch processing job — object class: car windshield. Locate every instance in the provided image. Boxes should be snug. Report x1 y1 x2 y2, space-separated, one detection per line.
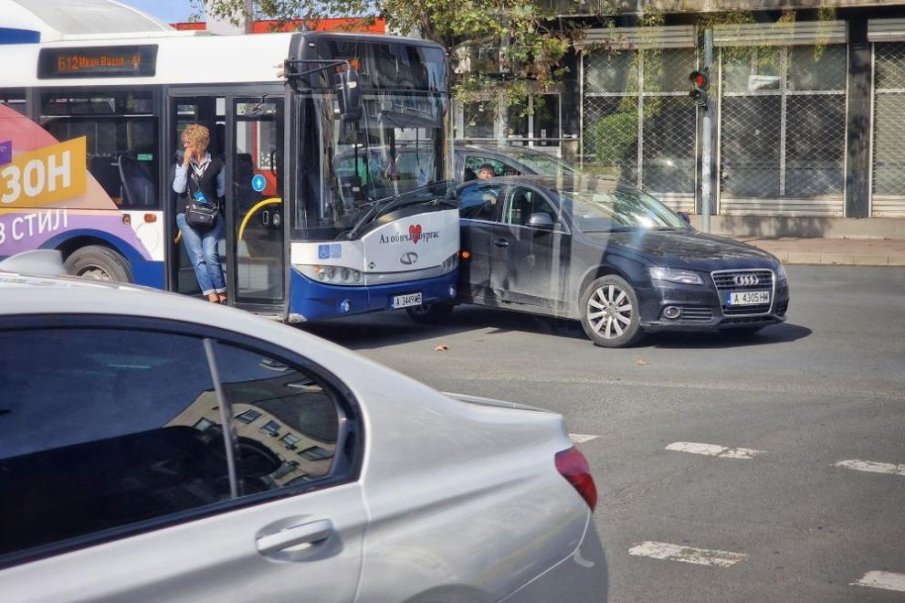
559 183 688 232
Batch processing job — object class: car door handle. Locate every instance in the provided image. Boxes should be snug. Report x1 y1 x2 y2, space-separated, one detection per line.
256 519 334 557
494 239 509 248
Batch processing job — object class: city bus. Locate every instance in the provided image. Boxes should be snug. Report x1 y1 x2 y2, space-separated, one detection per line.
0 28 459 322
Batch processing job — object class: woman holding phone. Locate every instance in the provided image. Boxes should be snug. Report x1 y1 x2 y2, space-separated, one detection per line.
172 123 227 304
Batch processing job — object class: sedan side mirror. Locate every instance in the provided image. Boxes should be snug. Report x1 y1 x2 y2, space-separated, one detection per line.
528 212 555 230
677 211 691 225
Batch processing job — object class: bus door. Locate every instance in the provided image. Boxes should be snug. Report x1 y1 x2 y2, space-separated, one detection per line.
228 98 286 313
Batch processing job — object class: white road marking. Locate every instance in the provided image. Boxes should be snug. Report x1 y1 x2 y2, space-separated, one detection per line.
666 441 764 459
569 433 599 444
851 571 905 592
835 459 905 476
629 541 747 568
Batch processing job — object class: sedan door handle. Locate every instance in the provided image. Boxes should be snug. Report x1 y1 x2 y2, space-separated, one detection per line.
256 519 334 557
494 239 509 248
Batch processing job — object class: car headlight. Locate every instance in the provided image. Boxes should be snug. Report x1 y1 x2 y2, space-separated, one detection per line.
775 263 788 283
648 266 704 285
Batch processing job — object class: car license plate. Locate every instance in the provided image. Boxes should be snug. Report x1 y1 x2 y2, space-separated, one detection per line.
727 290 770 305
391 292 422 309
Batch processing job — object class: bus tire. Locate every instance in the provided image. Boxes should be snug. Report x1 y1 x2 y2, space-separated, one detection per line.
64 245 133 283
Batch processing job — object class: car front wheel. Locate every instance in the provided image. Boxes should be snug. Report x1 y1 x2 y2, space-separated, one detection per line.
580 275 642 348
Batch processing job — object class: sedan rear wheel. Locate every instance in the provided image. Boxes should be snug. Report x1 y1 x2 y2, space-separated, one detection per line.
580 275 642 348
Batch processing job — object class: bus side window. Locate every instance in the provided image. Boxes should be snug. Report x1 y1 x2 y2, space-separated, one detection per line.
89 155 125 205
118 154 156 207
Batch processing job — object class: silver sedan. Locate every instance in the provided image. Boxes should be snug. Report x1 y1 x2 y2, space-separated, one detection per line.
0 264 605 602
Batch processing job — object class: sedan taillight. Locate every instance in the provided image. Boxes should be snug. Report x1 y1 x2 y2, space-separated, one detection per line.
555 447 598 511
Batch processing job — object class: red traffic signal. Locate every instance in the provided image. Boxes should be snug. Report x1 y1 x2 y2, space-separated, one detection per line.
689 69 710 106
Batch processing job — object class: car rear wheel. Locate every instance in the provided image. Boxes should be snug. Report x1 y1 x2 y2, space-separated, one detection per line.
406 301 455 324
64 245 133 282
580 275 642 348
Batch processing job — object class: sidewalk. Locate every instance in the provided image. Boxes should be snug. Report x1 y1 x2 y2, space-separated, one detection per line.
733 236 905 267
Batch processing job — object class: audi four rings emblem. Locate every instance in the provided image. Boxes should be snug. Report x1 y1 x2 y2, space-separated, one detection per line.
400 252 418 265
734 274 759 286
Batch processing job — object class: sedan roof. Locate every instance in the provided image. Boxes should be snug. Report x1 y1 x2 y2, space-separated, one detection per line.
457 173 625 193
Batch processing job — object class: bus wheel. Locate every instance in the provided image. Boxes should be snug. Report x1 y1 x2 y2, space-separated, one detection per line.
64 246 133 283
406 301 455 324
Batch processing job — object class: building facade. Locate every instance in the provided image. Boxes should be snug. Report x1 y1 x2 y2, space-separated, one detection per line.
452 3 905 234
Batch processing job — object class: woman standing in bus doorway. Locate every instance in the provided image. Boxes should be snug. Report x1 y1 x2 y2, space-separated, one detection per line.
173 124 227 304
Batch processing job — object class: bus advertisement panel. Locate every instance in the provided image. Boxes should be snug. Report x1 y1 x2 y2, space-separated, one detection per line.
0 104 158 283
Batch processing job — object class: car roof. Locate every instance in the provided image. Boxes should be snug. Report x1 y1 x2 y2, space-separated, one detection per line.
456 174 625 193
0 272 366 372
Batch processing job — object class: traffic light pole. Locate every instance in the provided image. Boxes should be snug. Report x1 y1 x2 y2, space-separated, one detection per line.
700 28 714 234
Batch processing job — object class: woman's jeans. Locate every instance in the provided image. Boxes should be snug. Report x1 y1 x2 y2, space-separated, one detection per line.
176 212 225 296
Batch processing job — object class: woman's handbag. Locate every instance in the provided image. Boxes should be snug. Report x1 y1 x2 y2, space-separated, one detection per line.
186 191 218 229
185 167 219 229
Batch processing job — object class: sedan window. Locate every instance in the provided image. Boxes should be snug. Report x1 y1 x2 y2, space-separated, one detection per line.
459 183 503 220
503 187 557 227
213 342 342 492
0 326 346 561
0 328 222 557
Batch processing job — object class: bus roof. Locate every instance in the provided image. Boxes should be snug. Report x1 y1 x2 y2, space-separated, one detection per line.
0 30 446 89
1 0 174 43
0 32 298 87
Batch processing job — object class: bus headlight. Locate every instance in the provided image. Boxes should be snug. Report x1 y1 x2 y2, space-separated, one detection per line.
441 252 459 274
296 264 363 285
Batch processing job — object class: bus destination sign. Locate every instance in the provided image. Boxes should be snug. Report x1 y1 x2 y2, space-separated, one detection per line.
38 46 157 79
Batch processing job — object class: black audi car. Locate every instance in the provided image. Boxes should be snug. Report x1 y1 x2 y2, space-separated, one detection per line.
453 175 790 347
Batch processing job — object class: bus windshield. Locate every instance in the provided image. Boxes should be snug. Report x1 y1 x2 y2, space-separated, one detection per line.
304 91 448 237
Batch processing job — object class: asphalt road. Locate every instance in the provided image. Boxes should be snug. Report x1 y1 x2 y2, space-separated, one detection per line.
304 265 905 602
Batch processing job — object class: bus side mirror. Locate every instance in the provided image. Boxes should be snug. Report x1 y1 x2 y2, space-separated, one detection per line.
335 68 361 121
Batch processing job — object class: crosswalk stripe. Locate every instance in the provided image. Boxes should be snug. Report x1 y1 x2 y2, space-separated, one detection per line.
835 459 905 476
666 441 764 459
851 571 905 592
629 541 747 568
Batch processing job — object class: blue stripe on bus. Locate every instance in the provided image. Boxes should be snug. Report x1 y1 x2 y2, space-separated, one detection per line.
288 268 457 322
0 28 40 44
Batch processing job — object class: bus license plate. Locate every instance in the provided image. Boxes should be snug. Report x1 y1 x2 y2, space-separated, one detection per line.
392 292 422 309
727 290 770 305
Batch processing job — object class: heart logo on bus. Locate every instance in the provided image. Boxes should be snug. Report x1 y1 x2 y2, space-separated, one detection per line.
409 224 423 244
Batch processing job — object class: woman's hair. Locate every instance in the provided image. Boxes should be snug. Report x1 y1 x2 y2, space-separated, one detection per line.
182 124 210 150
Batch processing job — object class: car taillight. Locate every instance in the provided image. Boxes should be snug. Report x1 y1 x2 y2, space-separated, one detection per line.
555 447 598 511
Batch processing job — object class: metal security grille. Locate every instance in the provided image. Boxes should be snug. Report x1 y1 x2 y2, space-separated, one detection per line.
872 43 905 217
582 48 696 211
718 44 846 216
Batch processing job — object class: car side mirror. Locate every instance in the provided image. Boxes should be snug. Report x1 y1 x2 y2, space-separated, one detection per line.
528 212 555 230
677 211 691 225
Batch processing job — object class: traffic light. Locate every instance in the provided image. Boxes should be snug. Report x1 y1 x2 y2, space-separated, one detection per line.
689 69 710 107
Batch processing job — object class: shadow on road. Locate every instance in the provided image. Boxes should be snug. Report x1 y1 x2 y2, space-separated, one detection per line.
646 322 811 349
302 304 811 351
300 305 586 350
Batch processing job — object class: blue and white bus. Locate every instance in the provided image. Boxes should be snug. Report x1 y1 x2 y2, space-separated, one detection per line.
0 17 459 321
